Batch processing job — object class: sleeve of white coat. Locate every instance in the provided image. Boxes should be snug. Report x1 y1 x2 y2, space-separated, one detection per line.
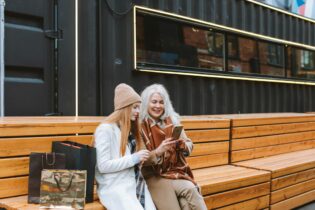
94 124 136 173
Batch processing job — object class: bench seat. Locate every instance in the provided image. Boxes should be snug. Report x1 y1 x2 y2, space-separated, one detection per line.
229 113 315 210
0 165 271 210
194 165 271 209
0 116 273 210
235 148 315 210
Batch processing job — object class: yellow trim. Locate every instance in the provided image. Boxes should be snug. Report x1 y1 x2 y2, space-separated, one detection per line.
245 0 315 24
134 6 315 51
138 69 315 86
133 6 315 86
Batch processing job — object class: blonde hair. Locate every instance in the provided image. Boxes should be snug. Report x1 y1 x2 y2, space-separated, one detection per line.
140 84 180 125
103 104 142 156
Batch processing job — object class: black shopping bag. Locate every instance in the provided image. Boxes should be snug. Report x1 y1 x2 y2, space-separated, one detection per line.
28 152 66 204
52 141 96 203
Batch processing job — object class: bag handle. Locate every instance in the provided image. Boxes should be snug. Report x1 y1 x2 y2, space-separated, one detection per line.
53 172 74 192
41 153 56 167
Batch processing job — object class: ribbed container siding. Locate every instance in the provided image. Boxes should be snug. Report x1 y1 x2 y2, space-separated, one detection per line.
78 0 315 115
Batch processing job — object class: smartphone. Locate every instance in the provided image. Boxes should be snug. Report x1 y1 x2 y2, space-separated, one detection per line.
172 125 183 140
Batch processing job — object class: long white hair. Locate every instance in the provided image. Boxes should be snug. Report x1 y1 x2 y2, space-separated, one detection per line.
140 84 180 125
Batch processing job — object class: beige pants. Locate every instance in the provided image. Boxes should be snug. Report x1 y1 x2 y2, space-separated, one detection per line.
146 176 207 210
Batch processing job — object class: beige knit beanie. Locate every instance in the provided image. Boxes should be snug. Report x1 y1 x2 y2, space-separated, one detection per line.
114 83 141 110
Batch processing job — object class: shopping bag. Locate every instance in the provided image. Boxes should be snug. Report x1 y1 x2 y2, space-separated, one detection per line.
52 141 96 203
39 169 87 209
28 152 66 204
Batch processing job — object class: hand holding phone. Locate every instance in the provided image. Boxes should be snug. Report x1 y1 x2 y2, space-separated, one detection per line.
172 125 183 140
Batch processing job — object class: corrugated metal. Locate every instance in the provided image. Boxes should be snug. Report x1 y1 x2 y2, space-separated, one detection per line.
77 0 315 115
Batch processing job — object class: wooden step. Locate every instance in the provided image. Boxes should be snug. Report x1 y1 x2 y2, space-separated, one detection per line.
234 149 315 178
194 165 271 195
204 182 270 209
271 178 315 204
216 195 270 210
271 188 315 210
272 168 315 191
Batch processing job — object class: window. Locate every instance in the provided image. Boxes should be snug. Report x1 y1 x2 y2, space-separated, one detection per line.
135 10 315 81
136 13 224 71
267 44 284 67
259 42 285 76
227 35 259 74
301 50 315 70
287 47 315 80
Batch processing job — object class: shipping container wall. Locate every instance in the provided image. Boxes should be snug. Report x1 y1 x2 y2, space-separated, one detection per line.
78 0 315 116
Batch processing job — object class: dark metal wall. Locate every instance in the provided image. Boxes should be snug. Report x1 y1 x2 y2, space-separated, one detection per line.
4 0 76 116
5 0 315 116
78 0 315 116
5 0 54 116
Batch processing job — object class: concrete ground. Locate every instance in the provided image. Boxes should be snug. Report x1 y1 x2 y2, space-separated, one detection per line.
294 202 315 210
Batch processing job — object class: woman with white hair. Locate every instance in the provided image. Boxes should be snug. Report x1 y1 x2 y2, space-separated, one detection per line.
140 84 207 210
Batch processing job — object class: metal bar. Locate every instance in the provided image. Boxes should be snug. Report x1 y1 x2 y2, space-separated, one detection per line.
0 0 5 116
75 0 78 116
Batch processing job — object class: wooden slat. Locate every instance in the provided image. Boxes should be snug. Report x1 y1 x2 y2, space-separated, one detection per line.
186 129 230 142
231 140 315 162
0 177 28 198
230 114 315 127
271 178 315 204
0 157 29 178
272 168 315 191
204 182 270 209
0 195 105 210
231 130 315 150
234 149 315 178
232 122 315 139
181 119 230 129
271 188 315 210
216 195 270 210
187 153 228 169
193 166 271 195
0 135 93 157
191 142 229 157
0 125 97 137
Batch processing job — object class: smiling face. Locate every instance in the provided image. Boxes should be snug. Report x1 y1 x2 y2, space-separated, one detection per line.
148 93 165 121
130 102 141 121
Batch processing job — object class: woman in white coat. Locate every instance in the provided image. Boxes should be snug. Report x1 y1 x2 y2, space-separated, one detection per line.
94 83 156 210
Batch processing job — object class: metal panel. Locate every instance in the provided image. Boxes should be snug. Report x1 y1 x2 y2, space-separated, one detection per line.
58 0 75 115
86 0 315 116
0 0 4 116
4 0 54 116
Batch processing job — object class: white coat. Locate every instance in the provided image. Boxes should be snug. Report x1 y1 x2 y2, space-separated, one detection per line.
94 123 156 210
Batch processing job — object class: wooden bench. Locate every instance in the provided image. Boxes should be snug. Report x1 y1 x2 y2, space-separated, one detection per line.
0 116 272 210
0 117 106 210
182 117 271 210
229 113 315 210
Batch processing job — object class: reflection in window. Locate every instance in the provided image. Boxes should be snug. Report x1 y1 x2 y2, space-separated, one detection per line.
228 35 259 74
259 42 285 76
301 50 315 69
287 47 315 79
136 11 315 81
136 14 224 71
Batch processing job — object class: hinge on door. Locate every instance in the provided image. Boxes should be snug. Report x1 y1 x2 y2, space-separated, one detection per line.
44 29 63 40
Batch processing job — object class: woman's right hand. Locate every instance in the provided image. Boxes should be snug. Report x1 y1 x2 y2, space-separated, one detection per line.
155 137 176 157
135 149 150 162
